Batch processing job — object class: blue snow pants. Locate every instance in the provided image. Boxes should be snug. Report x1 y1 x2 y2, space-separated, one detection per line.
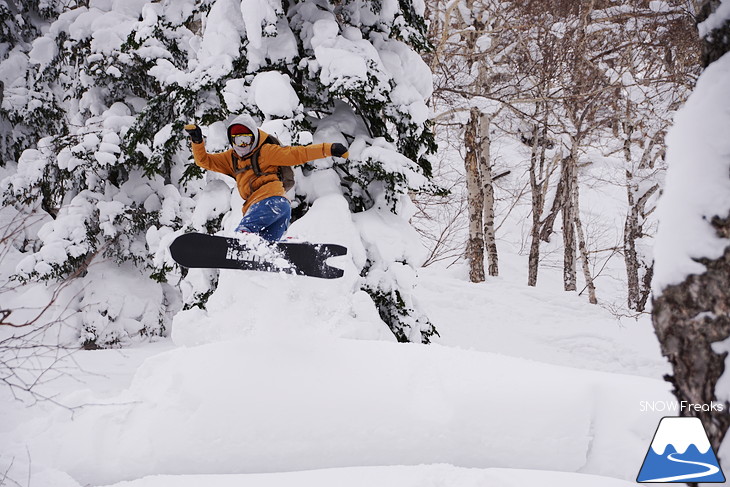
235 196 291 242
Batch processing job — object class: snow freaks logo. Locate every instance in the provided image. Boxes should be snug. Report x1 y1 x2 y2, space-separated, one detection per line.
637 417 726 483
639 400 725 413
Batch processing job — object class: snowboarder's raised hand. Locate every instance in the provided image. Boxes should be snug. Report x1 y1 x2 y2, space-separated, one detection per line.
184 124 203 144
331 143 349 159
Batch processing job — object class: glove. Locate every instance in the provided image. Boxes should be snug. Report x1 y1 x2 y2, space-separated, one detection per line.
184 124 203 144
331 143 349 158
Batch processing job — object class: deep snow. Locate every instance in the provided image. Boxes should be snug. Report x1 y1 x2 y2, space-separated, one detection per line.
98 465 640 487
1 250 672 487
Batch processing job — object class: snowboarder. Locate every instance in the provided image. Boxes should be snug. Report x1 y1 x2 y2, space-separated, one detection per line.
184 115 349 241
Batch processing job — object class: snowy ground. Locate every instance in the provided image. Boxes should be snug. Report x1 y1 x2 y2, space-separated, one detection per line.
96 465 644 487
0 246 673 487
419 265 668 379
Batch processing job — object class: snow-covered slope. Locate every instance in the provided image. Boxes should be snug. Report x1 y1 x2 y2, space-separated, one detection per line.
1 251 670 487
99 465 640 487
417 265 668 378
12 334 667 485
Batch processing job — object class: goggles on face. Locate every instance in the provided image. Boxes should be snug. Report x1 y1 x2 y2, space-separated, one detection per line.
232 133 254 147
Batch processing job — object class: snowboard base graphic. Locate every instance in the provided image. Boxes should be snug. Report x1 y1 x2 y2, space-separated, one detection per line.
169 232 347 279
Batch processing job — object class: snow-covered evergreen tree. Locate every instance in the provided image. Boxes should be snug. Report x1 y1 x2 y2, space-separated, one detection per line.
0 0 438 346
0 0 65 168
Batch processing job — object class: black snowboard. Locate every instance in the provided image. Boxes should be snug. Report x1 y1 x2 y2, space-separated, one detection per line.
169 232 347 279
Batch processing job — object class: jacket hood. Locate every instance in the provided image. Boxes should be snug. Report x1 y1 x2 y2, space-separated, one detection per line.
227 114 260 157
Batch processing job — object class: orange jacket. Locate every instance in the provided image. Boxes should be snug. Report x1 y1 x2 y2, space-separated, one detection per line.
191 131 334 215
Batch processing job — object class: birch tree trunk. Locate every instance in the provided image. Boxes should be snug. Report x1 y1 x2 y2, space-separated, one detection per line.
528 108 552 286
561 0 594 295
465 107 485 283
478 111 498 277
569 144 597 304
624 178 658 311
624 170 642 309
527 123 543 287
622 121 642 309
624 121 661 312
561 155 577 292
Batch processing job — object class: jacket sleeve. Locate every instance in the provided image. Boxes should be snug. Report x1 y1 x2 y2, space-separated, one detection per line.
191 141 234 175
262 143 333 167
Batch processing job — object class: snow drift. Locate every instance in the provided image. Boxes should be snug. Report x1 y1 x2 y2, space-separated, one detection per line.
14 332 671 485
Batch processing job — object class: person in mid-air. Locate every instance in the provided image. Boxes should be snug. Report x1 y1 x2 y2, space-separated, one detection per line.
185 115 348 242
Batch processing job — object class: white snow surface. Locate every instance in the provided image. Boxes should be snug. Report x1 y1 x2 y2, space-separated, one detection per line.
1 244 672 487
652 51 730 291
99 465 638 487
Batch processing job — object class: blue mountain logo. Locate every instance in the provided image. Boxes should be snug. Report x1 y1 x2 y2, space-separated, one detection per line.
637 416 726 483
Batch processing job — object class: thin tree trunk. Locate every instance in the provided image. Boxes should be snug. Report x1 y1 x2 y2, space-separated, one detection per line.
625 177 659 311
624 173 641 308
570 154 597 304
561 154 577 292
540 167 564 243
527 123 542 286
478 111 498 277
528 110 553 285
465 107 485 282
624 121 661 312
575 217 597 303
622 119 642 310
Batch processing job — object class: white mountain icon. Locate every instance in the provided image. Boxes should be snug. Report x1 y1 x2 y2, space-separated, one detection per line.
650 417 712 455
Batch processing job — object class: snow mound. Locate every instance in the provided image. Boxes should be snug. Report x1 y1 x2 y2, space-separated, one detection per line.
15 335 670 485
100 464 640 487
172 193 387 345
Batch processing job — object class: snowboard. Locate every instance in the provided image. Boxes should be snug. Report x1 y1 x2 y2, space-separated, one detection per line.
169 232 347 279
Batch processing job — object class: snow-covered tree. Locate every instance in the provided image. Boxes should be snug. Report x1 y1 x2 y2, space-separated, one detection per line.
584 0 699 312
0 0 65 168
1 0 439 346
651 0 730 455
425 0 698 311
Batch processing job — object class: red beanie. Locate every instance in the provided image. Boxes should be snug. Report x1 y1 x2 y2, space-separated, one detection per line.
230 124 253 136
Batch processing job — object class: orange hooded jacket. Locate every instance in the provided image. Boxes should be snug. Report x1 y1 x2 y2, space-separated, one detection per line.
191 121 335 215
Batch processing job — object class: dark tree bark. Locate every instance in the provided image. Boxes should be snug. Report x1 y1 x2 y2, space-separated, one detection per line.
698 0 730 67
652 229 730 451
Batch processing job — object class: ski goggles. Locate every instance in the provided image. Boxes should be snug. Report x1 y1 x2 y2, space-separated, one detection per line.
232 133 254 147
